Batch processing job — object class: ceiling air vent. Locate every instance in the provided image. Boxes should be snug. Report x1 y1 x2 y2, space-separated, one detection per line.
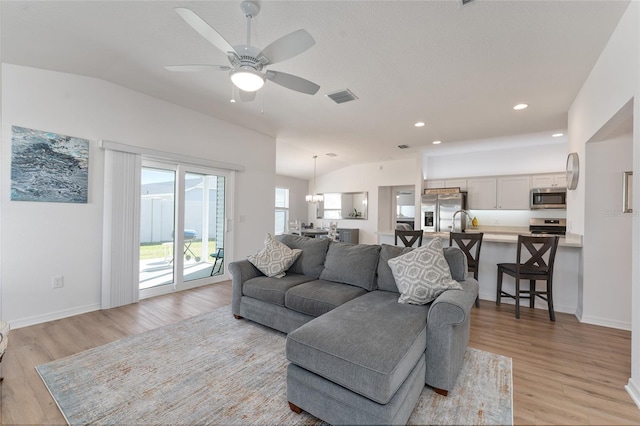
397 144 410 149
326 89 358 104
325 153 338 157
461 0 475 5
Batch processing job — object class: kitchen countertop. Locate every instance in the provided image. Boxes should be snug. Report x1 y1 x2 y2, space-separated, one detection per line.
376 227 582 248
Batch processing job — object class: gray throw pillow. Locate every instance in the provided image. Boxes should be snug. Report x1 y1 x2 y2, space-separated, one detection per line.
388 237 463 305
376 244 413 293
247 233 302 278
277 234 330 277
319 242 381 290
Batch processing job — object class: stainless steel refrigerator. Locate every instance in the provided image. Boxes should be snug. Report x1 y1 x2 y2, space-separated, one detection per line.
420 190 467 232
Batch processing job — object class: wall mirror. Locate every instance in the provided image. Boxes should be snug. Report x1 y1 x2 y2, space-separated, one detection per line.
316 192 368 220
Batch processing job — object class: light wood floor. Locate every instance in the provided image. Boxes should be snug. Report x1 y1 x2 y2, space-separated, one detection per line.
2 281 639 425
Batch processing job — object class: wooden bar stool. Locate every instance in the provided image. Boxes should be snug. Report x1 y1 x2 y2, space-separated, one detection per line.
496 235 559 321
394 230 423 248
449 232 483 307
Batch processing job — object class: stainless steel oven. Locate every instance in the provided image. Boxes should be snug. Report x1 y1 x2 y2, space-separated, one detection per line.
530 187 566 210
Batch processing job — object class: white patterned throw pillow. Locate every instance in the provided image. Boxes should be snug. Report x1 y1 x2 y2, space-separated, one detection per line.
247 233 302 278
388 237 463 305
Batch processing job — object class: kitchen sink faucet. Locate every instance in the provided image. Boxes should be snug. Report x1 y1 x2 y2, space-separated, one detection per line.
451 209 473 232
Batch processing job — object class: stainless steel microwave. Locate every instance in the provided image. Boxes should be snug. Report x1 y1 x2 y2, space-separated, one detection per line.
530 187 567 209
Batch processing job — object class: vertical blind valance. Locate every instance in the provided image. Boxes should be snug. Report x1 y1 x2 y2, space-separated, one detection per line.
98 140 244 172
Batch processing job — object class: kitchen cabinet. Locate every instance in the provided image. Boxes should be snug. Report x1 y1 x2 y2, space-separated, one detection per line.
467 178 497 209
531 173 567 188
425 179 467 190
425 180 445 189
468 176 529 210
497 176 530 209
445 179 467 190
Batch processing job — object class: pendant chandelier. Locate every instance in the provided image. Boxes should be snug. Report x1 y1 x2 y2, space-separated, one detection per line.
306 155 323 204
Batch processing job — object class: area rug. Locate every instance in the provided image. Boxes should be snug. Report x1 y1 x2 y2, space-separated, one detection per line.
37 305 512 425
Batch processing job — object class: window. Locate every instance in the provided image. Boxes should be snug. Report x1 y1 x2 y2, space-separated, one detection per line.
275 187 289 235
322 192 342 219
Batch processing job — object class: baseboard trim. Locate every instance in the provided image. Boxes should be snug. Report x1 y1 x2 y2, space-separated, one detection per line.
9 303 101 330
579 314 631 331
478 293 578 317
626 378 640 408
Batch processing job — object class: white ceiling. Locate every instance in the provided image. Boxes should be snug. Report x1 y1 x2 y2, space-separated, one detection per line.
1 1 630 179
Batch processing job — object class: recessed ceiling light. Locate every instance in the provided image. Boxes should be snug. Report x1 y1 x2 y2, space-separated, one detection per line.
432 140 442 145
398 144 410 149
325 152 338 157
414 122 426 127
513 103 528 110
552 133 564 137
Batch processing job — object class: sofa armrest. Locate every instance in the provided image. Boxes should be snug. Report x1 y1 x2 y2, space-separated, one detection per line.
229 259 263 316
425 278 478 392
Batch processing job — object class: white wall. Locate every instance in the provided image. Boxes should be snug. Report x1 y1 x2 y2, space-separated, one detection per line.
275 174 308 226
583 134 633 329
566 1 640 407
312 157 419 244
424 142 567 179
1 64 276 327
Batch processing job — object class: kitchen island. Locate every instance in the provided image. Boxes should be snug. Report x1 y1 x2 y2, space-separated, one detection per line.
376 229 583 317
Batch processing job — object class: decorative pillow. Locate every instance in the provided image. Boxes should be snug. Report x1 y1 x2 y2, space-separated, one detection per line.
247 233 302 278
319 242 381 290
387 237 463 305
376 244 413 293
277 234 330 277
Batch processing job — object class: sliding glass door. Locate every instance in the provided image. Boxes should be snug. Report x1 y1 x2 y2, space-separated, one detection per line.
139 165 176 290
139 162 229 296
183 172 226 282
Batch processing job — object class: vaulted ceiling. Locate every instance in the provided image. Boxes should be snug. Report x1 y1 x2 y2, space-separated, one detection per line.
1 1 630 178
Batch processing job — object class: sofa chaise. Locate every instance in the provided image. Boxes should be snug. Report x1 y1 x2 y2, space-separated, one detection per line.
229 234 478 425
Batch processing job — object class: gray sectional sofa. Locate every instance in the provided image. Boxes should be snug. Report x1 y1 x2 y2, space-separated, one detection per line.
229 234 478 425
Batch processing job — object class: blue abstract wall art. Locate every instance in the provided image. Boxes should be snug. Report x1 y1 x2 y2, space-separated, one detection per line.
11 126 89 203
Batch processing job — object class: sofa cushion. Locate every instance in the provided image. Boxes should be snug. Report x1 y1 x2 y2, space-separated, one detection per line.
388 237 463 305
377 244 413 293
247 233 302 278
277 234 330 278
242 274 317 306
286 291 429 404
285 280 367 317
319 242 381 290
443 246 469 281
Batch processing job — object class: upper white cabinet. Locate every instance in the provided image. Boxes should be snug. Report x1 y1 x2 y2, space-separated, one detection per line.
445 179 467 191
425 179 466 190
429 172 561 210
425 180 445 189
467 178 497 209
497 176 530 209
531 173 567 188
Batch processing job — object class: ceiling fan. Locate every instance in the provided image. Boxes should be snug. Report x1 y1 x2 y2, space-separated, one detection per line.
166 1 320 102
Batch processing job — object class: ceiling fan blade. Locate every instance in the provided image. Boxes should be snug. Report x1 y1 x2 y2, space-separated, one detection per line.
258 29 315 65
265 70 320 95
175 8 236 55
239 90 256 102
165 65 231 72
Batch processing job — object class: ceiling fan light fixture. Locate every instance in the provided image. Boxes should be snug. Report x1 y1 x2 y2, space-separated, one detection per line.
230 67 265 92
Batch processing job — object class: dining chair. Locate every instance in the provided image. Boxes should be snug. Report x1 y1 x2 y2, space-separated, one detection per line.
288 220 301 235
327 222 338 241
394 230 423 248
449 232 483 307
496 235 559 320
209 248 224 276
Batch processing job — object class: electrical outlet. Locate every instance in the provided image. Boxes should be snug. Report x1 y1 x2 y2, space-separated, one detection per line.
52 275 64 289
